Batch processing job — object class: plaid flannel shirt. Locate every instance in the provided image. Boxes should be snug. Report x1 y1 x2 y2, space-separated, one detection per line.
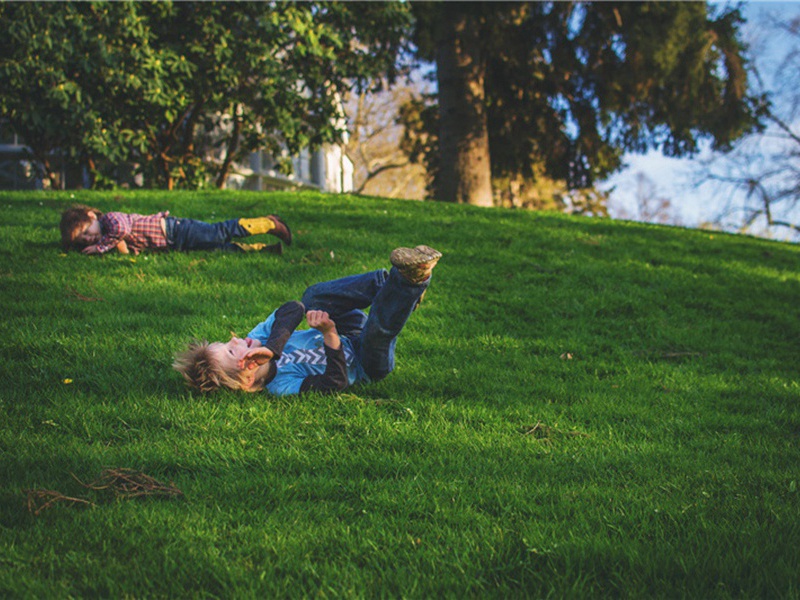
96 212 169 254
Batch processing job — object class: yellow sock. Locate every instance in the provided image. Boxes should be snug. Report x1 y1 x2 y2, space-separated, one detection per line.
238 217 275 235
233 242 267 252
233 242 282 255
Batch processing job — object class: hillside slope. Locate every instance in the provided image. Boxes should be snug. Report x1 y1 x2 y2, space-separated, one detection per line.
1 190 798 597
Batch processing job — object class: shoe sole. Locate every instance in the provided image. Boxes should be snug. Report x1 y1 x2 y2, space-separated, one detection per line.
390 245 442 269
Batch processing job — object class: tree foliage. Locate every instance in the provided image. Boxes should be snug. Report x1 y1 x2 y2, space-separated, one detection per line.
409 1 760 205
0 1 411 189
0 3 152 188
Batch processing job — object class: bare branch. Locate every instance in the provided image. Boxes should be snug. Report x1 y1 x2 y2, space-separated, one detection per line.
766 110 800 146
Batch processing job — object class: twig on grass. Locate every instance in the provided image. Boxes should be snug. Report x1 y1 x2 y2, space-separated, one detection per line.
75 468 184 499
25 489 96 516
24 469 184 517
65 285 104 302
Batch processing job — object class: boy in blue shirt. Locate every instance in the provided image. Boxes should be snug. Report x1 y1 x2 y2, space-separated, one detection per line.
173 245 441 395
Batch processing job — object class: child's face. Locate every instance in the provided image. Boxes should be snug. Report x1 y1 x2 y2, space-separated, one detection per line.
75 217 102 246
208 335 261 374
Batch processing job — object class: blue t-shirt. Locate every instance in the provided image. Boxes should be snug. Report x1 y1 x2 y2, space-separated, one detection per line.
247 310 366 396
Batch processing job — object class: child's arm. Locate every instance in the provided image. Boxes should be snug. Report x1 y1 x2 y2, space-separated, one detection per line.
260 301 305 358
306 310 341 350
238 347 273 372
299 310 348 394
90 212 130 255
83 239 135 255
239 300 304 371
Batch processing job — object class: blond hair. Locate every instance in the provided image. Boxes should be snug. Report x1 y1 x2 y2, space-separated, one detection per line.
173 340 249 393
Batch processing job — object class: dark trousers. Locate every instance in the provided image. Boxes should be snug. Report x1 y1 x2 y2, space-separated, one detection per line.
301 268 429 381
164 217 248 251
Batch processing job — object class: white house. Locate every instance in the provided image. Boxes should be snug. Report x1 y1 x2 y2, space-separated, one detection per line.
226 144 354 193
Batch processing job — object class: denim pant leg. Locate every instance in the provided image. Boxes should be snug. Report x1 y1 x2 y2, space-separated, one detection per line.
168 218 248 251
357 267 429 381
301 269 389 315
331 309 368 339
300 268 427 381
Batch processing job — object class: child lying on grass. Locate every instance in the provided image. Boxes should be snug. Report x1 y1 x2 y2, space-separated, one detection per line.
173 245 442 396
59 204 292 255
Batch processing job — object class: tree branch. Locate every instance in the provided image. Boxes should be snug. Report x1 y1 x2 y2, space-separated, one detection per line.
767 110 800 146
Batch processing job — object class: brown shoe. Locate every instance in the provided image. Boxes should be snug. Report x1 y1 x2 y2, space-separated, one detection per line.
267 215 292 246
390 245 441 284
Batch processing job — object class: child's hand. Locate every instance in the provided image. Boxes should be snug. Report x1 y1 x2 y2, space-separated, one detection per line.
307 310 341 350
306 310 335 333
115 241 140 256
238 347 274 371
82 245 101 255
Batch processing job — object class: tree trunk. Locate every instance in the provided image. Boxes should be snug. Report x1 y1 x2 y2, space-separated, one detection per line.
435 4 493 206
216 104 242 189
160 153 173 190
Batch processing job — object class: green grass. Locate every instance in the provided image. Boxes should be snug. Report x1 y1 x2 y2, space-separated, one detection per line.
1 189 798 598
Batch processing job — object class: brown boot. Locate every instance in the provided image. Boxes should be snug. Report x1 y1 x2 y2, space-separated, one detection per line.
266 215 292 246
390 245 442 284
238 216 292 246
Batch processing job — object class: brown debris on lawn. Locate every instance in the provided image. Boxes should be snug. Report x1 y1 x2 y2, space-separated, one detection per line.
25 489 96 516
77 468 184 499
25 468 183 516
65 284 104 302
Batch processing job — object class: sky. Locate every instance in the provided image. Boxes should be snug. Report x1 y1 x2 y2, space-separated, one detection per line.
601 1 800 242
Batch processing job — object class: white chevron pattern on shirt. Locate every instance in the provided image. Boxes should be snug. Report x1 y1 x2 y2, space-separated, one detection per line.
276 345 354 367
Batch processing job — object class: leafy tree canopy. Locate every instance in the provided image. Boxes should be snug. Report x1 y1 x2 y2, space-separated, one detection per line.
410 1 761 200
0 1 411 189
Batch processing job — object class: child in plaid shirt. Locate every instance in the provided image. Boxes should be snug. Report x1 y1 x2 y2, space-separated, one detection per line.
60 204 292 255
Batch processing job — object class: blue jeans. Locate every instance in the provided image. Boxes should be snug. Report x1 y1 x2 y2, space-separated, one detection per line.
164 217 249 251
301 268 429 381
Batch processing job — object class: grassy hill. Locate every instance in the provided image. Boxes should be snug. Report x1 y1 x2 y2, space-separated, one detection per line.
1 190 798 597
